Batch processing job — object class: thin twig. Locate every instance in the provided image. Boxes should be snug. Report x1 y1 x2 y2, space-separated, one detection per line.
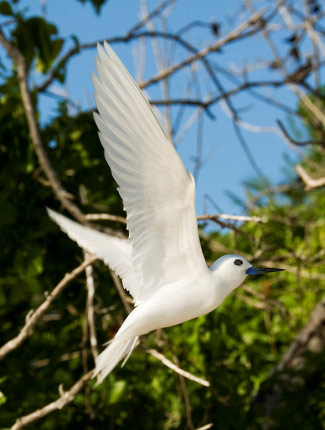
147 349 210 387
198 213 265 223
0 256 97 361
84 252 98 361
296 164 325 190
127 0 176 36
0 29 89 226
140 8 267 88
172 353 194 429
11 370 94 430
277 119 325 147
85 213 127 224
195 424 214 430
292 84 325 128
109 268 133 314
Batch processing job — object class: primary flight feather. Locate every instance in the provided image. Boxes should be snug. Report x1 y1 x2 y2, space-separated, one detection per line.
48 42 282 384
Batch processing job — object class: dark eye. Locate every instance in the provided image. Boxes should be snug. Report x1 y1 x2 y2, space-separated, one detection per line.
234 259 243 266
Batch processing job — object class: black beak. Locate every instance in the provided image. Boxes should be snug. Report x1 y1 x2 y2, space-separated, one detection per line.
246 266 284 275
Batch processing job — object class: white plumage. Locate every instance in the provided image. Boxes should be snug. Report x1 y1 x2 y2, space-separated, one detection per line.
48 42 282 384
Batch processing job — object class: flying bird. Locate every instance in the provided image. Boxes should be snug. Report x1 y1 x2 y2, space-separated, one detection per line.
48 42 283 384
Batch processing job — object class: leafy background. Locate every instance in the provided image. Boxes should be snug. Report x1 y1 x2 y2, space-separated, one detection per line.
0 0 325 429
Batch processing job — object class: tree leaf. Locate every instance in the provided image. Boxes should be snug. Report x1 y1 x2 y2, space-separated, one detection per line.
0 1 13 16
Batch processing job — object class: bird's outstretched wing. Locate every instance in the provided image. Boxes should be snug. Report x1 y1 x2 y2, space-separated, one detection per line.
93 42 207 303
47 208 138 300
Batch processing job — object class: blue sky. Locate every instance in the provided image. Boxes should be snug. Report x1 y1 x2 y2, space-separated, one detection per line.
9 0 306 217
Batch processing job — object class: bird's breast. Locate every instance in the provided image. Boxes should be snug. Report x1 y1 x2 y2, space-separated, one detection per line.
142 274 221 331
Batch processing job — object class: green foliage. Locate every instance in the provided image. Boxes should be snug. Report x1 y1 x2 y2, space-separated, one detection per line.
0 1 13 16
0 4 325 430
12 16 64 72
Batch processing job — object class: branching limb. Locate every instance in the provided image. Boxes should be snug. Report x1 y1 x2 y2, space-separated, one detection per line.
0 256 97 361
0 29 89 226
10 370 94 430
147 348 210 387
140 8 267 89
10 346 210 430
277 120 325 147
296 165 325 190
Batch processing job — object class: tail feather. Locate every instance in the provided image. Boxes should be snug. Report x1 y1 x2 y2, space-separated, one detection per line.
121 336 139 367
94 336 138 384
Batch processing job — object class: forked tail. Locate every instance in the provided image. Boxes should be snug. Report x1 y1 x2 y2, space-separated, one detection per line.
93 336 138 384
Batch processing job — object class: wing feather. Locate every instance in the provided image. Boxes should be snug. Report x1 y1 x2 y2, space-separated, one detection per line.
47 208 139 300
93 43 207 302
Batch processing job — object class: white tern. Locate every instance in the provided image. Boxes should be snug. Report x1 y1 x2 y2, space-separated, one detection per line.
47 42 283 384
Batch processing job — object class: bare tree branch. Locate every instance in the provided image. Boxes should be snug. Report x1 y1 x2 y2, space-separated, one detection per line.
172 352 195 429
85 213 127 224
139 8 267 88
277 120 325 147
198 213 265 223
109 268 133 314
0 29 89 226
10 346 210 430
147 348 210 387
127 0 176 35
0 256 97 361
84 252 98 361
195 424 214 430
254 300 325 424
10 370 94 430
296 164 325 190
277 299 325 373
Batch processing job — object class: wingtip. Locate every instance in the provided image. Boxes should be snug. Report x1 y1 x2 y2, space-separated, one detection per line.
103 40 110 51
46 206 54 218
97 42 107 62
103 40 114 57
46 207 63 225
96 41 104 54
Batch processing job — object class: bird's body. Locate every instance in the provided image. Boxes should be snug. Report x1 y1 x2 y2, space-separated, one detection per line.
122 273 218 335
47 43 282 384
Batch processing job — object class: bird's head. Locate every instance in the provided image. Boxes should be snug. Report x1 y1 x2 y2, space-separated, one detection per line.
210 254 283 294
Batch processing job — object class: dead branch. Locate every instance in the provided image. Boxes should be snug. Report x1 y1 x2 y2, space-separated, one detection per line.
254 299 325 424
195 424 214 430
11 345 210 430
147 348 210 387
84 252 98 361
10 370 94 430
295 164 325 190
37 30 196 93
85 213 127 224
127 0 176 35
140 8 267 88
292 85 325 128
172 352 195 429
109 268 133 314
0 256 97 361
198 213 265 223
199 214 257 243
277 119 325 147
0 29 89 226
276 299 325 373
